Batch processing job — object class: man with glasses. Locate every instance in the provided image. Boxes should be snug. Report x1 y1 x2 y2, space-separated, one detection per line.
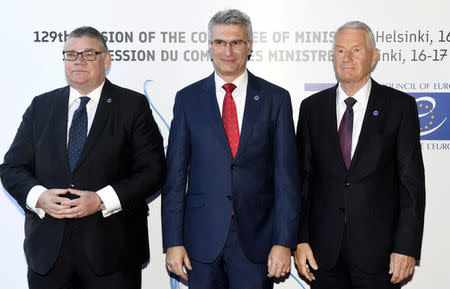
0 26 165 289
162 9 300 289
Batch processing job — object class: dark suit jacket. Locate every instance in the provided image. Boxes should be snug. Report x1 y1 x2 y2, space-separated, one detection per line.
296 79 425 273
0 79 166 275
161 71 301 263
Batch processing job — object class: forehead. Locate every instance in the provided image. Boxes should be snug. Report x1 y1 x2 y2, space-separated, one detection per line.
211 24 248 39
334 29 369 47
65 37 102 50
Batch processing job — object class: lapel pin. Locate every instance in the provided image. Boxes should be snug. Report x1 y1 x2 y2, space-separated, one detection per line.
373 110 379 116
107 98 112 103
254 95 260 101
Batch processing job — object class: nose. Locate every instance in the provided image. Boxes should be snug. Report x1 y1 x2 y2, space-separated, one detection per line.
343 51 352 62
223 43 233 56
74 53 86 64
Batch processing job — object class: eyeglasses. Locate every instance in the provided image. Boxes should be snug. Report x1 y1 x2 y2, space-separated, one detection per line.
209 39 249 49
62 50 106 61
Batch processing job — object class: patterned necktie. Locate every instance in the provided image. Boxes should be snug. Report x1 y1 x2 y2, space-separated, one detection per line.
68 96 90 171
338 97 357 169
222 83 239 158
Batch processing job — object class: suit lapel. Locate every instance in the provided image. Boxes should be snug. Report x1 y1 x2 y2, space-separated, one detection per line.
72 79 112 172
54 86 71 172
348 79 385 172
200 73 233 157
323 84 348 171
234 72 263 160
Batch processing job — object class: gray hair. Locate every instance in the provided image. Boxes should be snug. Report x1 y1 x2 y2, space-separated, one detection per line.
65 26 108 51
208 9 253 41
334 21 376 50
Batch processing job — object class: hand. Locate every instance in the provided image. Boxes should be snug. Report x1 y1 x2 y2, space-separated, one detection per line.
36 188 71 218
389 252 416 283
267 245 291 278
59 188 101 218
166 246 192 281
294 243 318 281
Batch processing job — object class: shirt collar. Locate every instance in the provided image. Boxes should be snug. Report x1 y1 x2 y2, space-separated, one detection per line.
69 80 105 107
214 70 248 96
337 78 372 106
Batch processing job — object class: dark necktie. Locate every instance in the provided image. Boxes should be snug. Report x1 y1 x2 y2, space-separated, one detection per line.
222 83 239 158
68 96 90 171
338 97 357 169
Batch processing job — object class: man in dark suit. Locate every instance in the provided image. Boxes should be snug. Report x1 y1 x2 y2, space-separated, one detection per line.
162 9 300 289
294 21 425 289
0 26 165 289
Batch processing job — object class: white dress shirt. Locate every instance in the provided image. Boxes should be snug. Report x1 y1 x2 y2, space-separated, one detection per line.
215 70 248 132
26 81 122 218
336 79 372 158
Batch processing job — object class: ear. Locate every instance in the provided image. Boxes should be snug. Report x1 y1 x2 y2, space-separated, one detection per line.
247 40 253 59
371 48 380 68
208 42 213 61
104 51 112 71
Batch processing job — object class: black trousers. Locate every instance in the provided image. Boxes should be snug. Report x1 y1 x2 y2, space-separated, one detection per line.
310 227 400 289
28 220 141 289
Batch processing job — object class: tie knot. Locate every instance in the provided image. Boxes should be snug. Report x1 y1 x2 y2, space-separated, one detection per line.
79 96 90 107
344 97 357 108
223 83 236 94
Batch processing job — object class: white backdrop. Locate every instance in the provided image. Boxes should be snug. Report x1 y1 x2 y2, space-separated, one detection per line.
1 0 449 288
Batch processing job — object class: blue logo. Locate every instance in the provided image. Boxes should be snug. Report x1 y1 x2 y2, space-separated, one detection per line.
410 93 449 140
170 276 181 289
143 80 171 150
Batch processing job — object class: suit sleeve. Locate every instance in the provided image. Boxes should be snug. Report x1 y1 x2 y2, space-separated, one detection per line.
393 95 426 259
110 94 166 211
0 99 41 211
161 92 191 249
296 100 313 244
272 91 301 249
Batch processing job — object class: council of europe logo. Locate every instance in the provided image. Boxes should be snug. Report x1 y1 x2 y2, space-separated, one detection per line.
410 93 449 140
304 84 450 141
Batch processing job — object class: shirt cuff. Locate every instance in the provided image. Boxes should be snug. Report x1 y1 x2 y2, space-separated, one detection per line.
97 185 122 217
26 185 47 219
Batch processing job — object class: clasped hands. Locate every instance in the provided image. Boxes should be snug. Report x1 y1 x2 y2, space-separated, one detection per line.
36 188 101 219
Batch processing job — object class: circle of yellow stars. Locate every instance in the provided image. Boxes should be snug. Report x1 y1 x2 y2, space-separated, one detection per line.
419 103 434 131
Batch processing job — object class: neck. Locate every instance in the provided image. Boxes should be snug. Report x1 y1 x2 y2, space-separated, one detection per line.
340 77 370 97
217 69 245 83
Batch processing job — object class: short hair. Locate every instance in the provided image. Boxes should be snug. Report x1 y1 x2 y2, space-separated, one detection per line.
208 9 253 41
65 26 108 51
334 21 376 50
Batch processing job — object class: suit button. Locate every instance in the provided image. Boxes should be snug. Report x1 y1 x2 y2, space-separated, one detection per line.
344 181 350 187
231 164 236 170
226 195 232 200
339 208 345 213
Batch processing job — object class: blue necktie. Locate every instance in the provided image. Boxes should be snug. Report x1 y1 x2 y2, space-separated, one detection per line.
338 97 357 169
68 96 90 171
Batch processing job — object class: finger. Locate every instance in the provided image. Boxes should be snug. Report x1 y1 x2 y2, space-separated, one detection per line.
275 265 284 278
50 189 69 195
389 257 394 274
61 198 81 207
67 188 83 196
294 255 301 269
267 258 273 277
177 263 188 281
54 196 71 204
307 252 318 270
58 206 79 215
184 255 192 270
391 266 400 283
